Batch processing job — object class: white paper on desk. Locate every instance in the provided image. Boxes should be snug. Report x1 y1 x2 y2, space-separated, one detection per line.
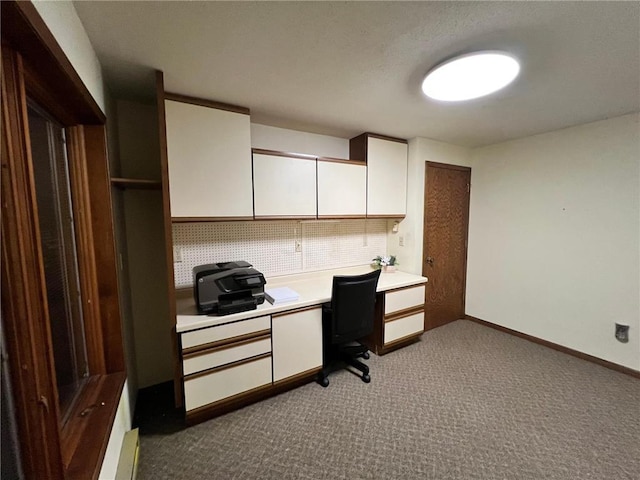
265 287 299 305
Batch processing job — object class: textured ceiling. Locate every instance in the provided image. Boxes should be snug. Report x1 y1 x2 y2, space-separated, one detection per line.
73 1 640 147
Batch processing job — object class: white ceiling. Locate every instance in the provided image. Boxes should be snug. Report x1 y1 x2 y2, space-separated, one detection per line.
73 1 640 147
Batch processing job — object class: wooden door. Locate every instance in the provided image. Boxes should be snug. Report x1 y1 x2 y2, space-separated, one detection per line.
422 162 471 330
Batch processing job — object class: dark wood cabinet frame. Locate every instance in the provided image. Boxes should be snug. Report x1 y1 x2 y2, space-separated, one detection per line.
1 2 126 479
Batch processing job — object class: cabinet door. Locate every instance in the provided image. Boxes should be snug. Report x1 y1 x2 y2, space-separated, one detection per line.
164 100 253 219
366 137 408 216
317 160 366 217
253 153 317 217
272 307 322 382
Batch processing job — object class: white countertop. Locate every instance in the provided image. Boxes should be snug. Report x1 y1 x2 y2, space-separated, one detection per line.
175 265 427 333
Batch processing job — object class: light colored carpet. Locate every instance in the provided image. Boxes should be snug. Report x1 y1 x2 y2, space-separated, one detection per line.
137 320 640 479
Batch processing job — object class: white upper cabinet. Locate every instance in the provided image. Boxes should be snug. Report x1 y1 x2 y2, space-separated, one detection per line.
350 134 408 217
317 159 366 217
164 99 253 219
252 151 317 218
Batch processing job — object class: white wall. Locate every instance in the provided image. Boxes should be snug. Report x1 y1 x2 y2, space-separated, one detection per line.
32 1 105 113
391 137 472 274
98 380 132 479
466 113 640 370
32 0 131 474
251 123 349 158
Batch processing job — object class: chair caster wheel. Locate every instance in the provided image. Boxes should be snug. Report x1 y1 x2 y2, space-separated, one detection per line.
362 374 371 383
362 351 370 360
319 377 329 387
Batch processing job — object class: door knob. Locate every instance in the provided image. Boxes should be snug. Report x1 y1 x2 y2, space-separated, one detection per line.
425 256 434 266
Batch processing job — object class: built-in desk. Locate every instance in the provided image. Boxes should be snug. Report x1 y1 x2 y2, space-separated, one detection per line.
175 266 427 424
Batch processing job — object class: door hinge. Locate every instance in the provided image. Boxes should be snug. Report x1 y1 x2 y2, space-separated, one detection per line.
466 183 470 193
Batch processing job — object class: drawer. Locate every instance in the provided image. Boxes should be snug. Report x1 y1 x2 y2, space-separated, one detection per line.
183 336 271 376
384 285 425 315
181 315 270 350
184 355 272 411
384 311 424 345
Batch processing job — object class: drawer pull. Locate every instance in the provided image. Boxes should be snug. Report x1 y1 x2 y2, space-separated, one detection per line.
184 352 272 380
183 329 270 356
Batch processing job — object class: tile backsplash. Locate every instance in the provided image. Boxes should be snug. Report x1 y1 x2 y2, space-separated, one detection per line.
172 219 388 288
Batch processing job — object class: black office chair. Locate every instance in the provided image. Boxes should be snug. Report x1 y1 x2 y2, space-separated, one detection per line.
318 269 381 387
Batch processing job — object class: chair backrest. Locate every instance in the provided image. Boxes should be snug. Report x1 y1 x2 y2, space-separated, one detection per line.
330 269 381 344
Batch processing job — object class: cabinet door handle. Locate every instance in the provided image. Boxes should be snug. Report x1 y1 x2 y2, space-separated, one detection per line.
38 395 50 414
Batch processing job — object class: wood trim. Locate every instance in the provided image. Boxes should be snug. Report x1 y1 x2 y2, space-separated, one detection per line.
385 282 428 294
379 333 422 354
164 91 249 115
317 215 367 220
362 292 385 355
425 161 471 172
254 215 318 221
362 132 408 144
317 156 365 166
251 148 317 161
171 215 254 223
82 125 125 373
272 366 322 388
465 316 640 379
272 305 321 317
366 214 406 219
67 127 106 375
182 330 271 357
384 305 425 322
110 177 162 190
2 8 127 478
61 373 125 480
184 352 272 381
1 1 104 124
1 44 66 480
156 71 182 407
185 382 274 426
349 133 367 162
350 132 407 164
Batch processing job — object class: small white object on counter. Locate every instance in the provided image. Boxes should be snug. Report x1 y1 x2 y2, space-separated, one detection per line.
265 287 299 305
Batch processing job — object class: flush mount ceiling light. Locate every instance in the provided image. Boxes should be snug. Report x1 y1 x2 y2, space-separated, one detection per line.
422 51 520 102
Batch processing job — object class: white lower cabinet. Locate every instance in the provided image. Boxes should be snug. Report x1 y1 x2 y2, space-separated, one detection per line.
382 284 425 347
184 356 272 411
384 311 425 345
182 337 271 376
181 314 273 412
272 307 323 382
385 285 425 315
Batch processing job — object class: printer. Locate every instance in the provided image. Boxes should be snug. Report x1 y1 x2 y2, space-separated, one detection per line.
193 261 266 315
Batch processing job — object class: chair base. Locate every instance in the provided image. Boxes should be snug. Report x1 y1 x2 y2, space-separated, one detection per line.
317 343 371 387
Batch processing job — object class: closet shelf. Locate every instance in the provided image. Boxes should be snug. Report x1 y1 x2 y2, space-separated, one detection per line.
110 177 162 190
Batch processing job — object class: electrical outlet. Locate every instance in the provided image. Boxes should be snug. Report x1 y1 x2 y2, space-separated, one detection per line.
295 241 301 253
615 323 629 343
173 246 182 263
399 236 404 247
